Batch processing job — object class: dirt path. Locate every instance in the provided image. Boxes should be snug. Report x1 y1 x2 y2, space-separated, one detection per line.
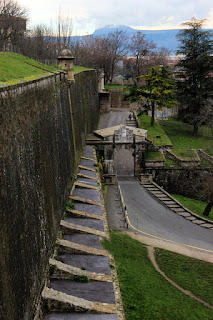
122 231 213 264
147 246 213 310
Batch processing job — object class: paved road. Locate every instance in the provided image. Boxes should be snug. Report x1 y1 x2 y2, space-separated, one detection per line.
119 178 213 253
99 109 213 254
98 109 129 129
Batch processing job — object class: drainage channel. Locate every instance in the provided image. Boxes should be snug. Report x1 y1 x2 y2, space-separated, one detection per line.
42 146 123 320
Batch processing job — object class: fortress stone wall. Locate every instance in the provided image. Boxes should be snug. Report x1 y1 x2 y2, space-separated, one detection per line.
0 70 99 320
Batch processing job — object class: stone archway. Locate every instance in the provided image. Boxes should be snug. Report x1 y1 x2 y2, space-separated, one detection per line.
114 148 135 176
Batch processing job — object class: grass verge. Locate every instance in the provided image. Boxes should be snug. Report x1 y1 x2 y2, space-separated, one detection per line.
145 151 165 161
0 52 93 85
73 65 94 74
138 114 172 146
155 248 213 306
160 119 213 156
171 194 213 221
102 232 213 320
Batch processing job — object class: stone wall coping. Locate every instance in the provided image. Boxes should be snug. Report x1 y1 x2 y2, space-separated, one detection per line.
42 287 117 314
49 258 112 282
57 239 109 256
0 72 66 93
60 220 105 237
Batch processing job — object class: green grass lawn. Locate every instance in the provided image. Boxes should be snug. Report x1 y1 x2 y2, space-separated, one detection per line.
171 149 200 161
145 151 165 161
0 52 59 73
0 53 51 84
0 52 92 85
73 65 94 74
102 232 213 320
104 84 126 90
171 194 213 221
138 114 172 146
160 119 213 156
156 248 213 306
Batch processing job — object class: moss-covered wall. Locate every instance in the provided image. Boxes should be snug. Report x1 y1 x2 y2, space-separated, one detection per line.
0 71 99 320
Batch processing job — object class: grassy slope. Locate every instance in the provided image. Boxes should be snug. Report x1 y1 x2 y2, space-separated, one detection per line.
0 52 92 85
138 114 172 146
102 232 213 320
156 248 213 306
171 194 213 221
160 119 213 155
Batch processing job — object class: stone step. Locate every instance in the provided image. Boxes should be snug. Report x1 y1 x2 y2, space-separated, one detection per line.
69 195 102 207
42 287 117 314
162 201 178 205
173 208 188 212
81 156 94 161
57 239 109 257
45 313 118 319
192 219 205 225
79 165 96 172
60 220 105 237
77 173 97 181
186 216 196 221
74 182 99 190
201 223 213 229
176 211 191 217
66 209 103 220
49 258 112 282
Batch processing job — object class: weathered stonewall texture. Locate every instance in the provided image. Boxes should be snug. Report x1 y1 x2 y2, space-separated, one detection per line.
0 71 99 320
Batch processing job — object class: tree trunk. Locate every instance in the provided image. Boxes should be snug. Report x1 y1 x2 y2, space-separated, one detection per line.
193 124 198 137
151 101 155 127
203 201 213 216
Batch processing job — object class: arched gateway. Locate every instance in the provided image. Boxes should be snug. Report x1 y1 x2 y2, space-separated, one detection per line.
87 125 151 182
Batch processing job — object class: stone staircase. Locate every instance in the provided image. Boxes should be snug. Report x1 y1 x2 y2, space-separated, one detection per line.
141 181 213 231
42 147 123 320
126 113 137 128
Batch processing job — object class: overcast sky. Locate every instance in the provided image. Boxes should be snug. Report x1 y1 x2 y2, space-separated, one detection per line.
18 0 213 35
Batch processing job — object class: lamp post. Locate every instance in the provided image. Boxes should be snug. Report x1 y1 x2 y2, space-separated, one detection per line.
57 47 75 84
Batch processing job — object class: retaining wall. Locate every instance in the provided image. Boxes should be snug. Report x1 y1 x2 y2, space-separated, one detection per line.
148 167 213 200
0 70 99 320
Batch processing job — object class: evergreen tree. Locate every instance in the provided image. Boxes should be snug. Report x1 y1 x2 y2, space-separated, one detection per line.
176 17 213 136
138 65 177 126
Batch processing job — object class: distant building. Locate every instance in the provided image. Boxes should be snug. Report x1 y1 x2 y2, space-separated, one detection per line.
0 14 26 52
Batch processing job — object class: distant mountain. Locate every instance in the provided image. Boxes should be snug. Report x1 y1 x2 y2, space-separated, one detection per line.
93 25 180 53
72 25 212 54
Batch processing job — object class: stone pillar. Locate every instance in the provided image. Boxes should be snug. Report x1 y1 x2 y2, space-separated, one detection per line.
104 160 114 174
98 69 105 92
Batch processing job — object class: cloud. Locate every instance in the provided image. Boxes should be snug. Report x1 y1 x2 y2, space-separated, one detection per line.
18 0 213 34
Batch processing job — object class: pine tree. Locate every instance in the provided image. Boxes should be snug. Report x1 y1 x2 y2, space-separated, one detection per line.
176 17 213 136
138 65 177 126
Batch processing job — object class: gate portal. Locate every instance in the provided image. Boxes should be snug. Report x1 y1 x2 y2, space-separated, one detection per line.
87 125 150 181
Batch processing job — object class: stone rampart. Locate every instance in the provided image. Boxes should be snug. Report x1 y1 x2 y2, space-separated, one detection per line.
0 70 99 320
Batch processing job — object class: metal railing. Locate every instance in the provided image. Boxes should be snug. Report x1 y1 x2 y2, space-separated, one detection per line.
115 173 129 228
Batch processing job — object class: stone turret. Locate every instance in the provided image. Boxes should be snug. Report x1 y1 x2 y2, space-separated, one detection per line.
58 47 75 83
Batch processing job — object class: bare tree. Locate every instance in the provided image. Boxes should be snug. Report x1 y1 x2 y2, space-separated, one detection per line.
21 24 57 63
0 0 28 51
56 7 73 53
78 30 128 83
129 31 156 81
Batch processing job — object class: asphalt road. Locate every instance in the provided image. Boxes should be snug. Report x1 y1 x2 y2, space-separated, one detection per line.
119 178 213 253
98 108 129 129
